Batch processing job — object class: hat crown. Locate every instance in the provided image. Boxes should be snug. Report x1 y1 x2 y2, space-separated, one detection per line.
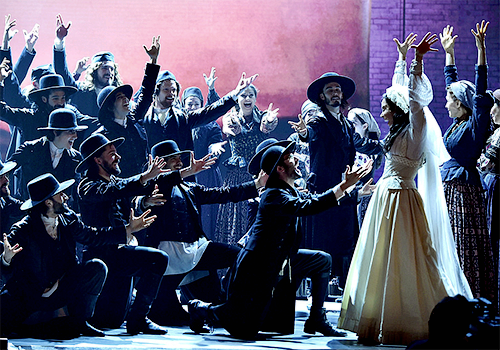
79 134 112 159
31 64 55 82
91 51 115 64
38 74 66 90
255 138 279 154
151 140 182 158
156 70 177 85
46 108 79 129
26 174 61 203
261 145 286 174
97 86 117 108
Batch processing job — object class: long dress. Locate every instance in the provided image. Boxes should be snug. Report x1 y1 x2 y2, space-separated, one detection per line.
338 60 472 346
214 109 270 246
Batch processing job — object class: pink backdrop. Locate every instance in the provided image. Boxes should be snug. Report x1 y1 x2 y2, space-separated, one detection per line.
3 0 370 118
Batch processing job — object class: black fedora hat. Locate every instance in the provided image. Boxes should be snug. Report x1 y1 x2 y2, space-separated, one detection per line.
28 74 77 102
31 64 55 83
0 159 16 176
97 85 133 121
151 140 191 159
37 108 88 131
306 72 356 104
20 173 74 210
247 138 291 176
76 133 124 173
260 141 296 177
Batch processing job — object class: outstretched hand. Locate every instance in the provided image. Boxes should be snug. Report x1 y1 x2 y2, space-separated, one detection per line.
204 67 218 90
141 154 170 184
393 32 417 60
471 20 489 50
234 72 259 95
209 140 227 157
340 159 374 192
23 23 40 53
3 14 18 50
144 35 161 64
144 184 167 208
127 208 157 237
183 152 217 178
411 32 439 57
0 58 12 83
55 14 71 41
261 103 279 134
3 233 23 264
439 25 457 54
288 114 307 136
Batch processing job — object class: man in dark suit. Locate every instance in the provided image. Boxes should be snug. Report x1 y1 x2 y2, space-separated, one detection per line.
8 108 86 204
0 173 152 339
290 73 383 288
189 141 373 339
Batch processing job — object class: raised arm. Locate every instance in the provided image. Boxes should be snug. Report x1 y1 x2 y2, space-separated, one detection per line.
439 25 457 67
471 20 488 67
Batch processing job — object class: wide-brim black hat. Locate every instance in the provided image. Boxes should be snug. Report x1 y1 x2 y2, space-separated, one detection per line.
151 140 191 159
260 141 296 177
76 133 125 173
28 74 77 102
0 159 16 176
97 85 133 121
306 72 356 104
20 173 75 210
247 138 291 176
37 108 88 131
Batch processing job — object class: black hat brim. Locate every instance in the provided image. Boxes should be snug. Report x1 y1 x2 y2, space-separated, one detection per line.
98 85 133 121
307 75 355 104
247 140 290 176
75 137 125 173
28 86 78 102
20 178 75 211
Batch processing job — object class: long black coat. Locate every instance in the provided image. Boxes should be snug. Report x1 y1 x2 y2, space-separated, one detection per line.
9 137 82 203
1 210 126 310
211 178 344 339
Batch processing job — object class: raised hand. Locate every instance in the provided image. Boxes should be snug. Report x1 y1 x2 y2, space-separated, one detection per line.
234 72 259 95
393 32 417 60
261 103 279 134
3 14 18 50
288 114 307 136
0 58 12 83
55 14 71 41
411 32 439 57
3 233 23 264
144 184 167 208
439 25 457 54
140 154 169 184
24 23 39 53
204 67 218 90
222 108 242 136
471 20 489 50
74 56 89 76
144 35 161 64
340 159 374 192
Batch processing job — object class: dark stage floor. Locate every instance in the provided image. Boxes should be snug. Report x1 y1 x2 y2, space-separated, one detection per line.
6 300 406 350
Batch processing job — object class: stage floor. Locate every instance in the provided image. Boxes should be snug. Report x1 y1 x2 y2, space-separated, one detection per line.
7 300 405 350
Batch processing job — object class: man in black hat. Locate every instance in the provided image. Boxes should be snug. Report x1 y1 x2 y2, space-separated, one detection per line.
76 133 211 334
136 140 266 326
289 72 383 289
141 68 257 152
0 173 154 339
8 108 86 204
53 14 123 117
188 141 373 339
0 159 23 239
94 36 161 178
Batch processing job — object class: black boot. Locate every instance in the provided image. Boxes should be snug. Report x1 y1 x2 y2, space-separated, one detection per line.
188 299 212 334
303 308 347 337
126 316 168 335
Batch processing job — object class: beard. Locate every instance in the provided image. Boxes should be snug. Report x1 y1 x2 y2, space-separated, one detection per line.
0 184 10 197
53 199 70 214
102 160 121 176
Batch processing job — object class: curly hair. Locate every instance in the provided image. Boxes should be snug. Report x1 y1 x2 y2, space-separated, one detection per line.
81 61 123 91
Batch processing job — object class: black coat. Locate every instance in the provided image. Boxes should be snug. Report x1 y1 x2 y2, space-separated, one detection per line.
144 180 258 247
1 210 126 309
212 178 343 338
9 137 82 202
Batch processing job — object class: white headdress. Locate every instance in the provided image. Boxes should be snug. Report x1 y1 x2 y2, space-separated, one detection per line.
385 84 409 114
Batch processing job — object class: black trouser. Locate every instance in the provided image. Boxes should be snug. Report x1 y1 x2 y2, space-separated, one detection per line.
1 259 106 337
149 241 240 325
87 245 168 328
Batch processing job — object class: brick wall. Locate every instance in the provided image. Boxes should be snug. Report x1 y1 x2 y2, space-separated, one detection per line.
370 0 500 138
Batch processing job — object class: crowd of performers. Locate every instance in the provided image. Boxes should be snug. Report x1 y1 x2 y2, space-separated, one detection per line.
0 14 498 347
